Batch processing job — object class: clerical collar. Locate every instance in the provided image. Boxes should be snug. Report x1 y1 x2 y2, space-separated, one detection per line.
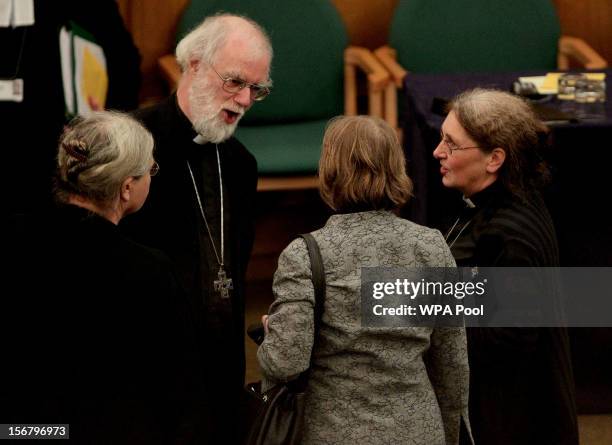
463 181 510 209
462 196 476 208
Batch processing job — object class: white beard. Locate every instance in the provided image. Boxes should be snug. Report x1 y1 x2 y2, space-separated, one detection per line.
188 73 244 143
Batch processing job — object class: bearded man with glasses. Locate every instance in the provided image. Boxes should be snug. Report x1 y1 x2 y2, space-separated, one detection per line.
122 13 273 444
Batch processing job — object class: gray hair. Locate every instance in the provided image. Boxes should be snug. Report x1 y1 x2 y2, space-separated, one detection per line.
175 13 273 72
449 88 550 194
55 111 154 203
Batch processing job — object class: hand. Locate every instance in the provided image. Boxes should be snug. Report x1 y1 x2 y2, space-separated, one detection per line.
88 96 102 111
261 315 269 334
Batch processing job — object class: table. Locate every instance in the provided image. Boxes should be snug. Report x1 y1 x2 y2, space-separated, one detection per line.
400 70 612 266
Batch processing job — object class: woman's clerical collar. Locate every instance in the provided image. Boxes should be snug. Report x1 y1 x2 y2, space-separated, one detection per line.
462 196 476 208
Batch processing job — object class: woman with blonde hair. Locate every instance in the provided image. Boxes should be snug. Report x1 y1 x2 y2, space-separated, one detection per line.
258 115 471 444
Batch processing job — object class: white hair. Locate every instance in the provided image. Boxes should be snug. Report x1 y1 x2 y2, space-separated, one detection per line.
188 72 244 142
175 13 273 72
56 111 154 202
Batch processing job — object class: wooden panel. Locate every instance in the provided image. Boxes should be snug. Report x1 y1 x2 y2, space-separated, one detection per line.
332 0 398 49
553 0 612 65
117 0 189 103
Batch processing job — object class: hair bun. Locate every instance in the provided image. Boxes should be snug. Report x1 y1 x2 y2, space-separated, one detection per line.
62 139 89 162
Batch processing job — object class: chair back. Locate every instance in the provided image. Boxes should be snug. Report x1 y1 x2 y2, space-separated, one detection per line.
177 0 347 125
389 0 561 73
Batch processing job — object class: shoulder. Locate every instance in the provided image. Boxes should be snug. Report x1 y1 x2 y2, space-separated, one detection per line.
132 99 165 126
131 96 177 137
318 212 453 265
379 213 449 250
118 234 187 295
225 136 257 168
279 237 309 265
222 137 258 187
398 216 446 242
479 193 555 242
474 194 558 265
120 234 173 268
399 219 454 266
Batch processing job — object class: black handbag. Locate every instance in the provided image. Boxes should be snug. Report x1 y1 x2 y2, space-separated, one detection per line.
243 233 326 445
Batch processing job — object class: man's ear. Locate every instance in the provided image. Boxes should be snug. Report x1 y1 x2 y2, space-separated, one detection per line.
120 177 135 203
189 59 200 73
486 147 506 174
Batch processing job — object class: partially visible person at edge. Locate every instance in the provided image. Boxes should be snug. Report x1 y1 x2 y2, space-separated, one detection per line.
4 111 203 444
258 115 473 445
2 0 141 216
120 13 273 444
433 88 578 445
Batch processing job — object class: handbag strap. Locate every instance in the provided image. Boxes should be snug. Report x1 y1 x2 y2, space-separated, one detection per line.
292 233 326 384
298 233 326 331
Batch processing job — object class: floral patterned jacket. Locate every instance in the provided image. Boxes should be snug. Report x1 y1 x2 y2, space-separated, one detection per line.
258 210 472 445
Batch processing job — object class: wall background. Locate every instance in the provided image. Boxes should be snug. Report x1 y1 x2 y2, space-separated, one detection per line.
116 0 612 104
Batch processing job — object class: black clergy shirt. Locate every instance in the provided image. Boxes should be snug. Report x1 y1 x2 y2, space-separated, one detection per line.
123 94 258 444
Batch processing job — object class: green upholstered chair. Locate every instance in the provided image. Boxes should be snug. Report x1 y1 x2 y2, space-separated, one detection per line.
159 0 388 191
374 0 608 129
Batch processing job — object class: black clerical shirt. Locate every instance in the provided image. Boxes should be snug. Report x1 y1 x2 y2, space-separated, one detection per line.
124 94 257 444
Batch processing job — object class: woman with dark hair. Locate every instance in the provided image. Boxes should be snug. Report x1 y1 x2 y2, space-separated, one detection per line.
258 115 471 444
433 88 578 445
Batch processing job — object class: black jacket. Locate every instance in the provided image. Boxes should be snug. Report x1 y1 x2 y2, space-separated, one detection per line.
447 181 578 445
4 204 202 444
123 95 258 444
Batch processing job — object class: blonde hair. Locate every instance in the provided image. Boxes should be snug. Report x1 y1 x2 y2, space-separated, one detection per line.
319 115 412 211
55 111 154 203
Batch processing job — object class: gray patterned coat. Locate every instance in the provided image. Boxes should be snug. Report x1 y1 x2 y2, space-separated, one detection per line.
257 211 470 444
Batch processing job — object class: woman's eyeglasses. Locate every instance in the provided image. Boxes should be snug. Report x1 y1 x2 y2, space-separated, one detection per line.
439 132 482 155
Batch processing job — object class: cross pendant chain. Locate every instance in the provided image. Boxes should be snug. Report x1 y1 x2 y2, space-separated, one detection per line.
187 146 234 300
214 267 234 299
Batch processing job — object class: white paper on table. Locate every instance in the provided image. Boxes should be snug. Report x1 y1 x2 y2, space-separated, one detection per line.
517 76 557 95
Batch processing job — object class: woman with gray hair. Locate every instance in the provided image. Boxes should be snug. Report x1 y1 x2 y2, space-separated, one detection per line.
433 88 578 444
258 115 471 444
5 111 205 444
55 110 158 221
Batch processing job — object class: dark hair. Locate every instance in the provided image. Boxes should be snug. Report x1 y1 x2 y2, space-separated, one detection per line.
319 115 412 211
449 88 551 195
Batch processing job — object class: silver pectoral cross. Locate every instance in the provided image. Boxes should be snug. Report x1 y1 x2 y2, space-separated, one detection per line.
214 267 233 299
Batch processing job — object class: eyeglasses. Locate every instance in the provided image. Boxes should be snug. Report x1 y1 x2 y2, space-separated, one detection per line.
149 161 160 177
210 66 271 101
439 133 482 155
